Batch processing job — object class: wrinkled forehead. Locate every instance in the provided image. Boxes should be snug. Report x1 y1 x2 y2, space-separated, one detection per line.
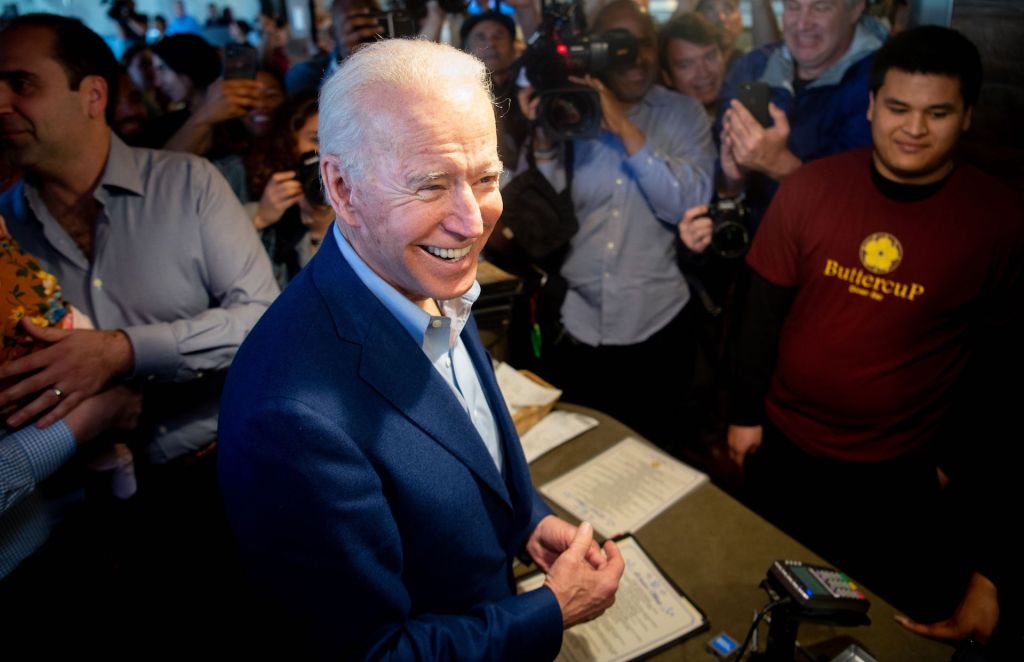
353 83 496 157
364 82 493 126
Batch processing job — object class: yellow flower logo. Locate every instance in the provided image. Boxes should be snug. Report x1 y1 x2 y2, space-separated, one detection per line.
860 233 903 275
8 305 24 324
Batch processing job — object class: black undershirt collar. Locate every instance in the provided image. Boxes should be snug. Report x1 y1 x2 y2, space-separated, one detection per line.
870 156 954 202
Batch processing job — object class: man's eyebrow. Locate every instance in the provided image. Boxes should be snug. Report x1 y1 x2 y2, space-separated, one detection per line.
882 96 957 112
481 164 504 179
408 171 450 188
0 69 39 82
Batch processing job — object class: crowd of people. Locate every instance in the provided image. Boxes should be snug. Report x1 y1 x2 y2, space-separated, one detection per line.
0 0 1019 658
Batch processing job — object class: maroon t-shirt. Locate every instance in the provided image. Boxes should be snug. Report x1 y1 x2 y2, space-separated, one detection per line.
747 147 1023 461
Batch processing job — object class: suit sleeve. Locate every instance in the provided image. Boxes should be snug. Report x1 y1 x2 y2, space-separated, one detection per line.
219 397 563 661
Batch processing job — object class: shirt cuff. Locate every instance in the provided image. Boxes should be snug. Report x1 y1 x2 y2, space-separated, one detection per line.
623 143 660 177
122 322 179 381
10 419 76 482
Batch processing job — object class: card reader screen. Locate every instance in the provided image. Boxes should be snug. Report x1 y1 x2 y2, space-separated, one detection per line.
790 566 828 596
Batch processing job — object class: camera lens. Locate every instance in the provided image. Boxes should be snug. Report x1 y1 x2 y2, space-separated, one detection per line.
538 87 602 140
711 220 749 259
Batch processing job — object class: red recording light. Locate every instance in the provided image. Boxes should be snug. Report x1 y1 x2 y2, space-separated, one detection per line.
556 44 568 55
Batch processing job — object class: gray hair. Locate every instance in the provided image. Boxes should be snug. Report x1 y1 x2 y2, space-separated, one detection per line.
319 38 493 182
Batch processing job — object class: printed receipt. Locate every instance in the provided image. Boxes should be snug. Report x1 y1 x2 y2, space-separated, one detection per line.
518 536 705 662
540 438 707 538
520 410 599 463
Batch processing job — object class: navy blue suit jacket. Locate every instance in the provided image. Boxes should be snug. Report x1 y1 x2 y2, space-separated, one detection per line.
218 229 563 659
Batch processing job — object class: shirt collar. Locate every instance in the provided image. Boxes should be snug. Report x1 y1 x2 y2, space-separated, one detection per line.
97 132 145 198
20 131 143 208
333 223 480 350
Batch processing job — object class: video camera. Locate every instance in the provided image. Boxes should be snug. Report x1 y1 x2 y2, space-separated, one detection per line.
521 0 638 140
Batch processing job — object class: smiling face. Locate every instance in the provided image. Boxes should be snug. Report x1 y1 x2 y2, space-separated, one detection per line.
868 69 970 185
242 71 284 137
326 87 503 309
0 26 99 170
597 7 658 106
662 37 725 107
782 0 863 80
465 20 516 80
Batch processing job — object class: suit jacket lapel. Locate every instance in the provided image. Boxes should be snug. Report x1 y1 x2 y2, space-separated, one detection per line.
312 228 512 510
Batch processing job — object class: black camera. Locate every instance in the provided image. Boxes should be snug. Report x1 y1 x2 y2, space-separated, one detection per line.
373 0 419 39
706 198 750 258
363 0 468 40
296 151 324 206
521 0 637 141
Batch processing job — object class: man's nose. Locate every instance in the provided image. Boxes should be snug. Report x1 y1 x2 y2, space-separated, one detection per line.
0 83 11 113
446 183 484 238
795 8 814 31
904 111 928 137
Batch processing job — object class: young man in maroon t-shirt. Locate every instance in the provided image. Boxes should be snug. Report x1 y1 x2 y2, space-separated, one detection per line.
680 26 1023 626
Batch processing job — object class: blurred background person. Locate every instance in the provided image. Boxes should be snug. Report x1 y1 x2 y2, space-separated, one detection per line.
660 12 727 117
121 43 166 119
150 14 167 41
151 33 261 155
112 70 155 146
217 92 329 286
166 0 202 36
260 16 291 79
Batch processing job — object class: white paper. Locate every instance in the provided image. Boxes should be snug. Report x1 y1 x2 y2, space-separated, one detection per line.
518 537 704 662
540 438 707 538
495 362 562 413
520 411 599 464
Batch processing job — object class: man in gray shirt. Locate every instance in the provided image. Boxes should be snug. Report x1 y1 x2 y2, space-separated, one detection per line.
0 13 277 465
0 13 278 646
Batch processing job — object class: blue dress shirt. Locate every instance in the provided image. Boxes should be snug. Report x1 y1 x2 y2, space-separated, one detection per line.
543 85 716 346
333 224 503 473
0 421 75 579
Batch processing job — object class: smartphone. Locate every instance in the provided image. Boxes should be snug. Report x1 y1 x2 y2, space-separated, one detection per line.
736 81 771 127
224 43 258 80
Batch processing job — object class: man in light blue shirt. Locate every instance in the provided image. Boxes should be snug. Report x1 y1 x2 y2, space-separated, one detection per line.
166 0 203 36
530 0 715 450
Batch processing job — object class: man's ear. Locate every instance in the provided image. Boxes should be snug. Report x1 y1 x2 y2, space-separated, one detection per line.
321 155 360 229
850 0 867 24
961 105 973 132
80 75 109 120
866 90 875 123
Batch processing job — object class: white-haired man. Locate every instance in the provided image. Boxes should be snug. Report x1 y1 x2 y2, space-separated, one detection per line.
713 0 884 227
218 39 624 659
